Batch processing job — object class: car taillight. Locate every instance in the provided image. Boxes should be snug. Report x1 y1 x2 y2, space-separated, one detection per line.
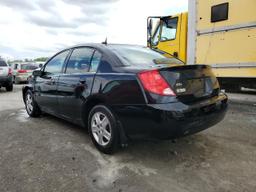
8 68 12 75
138 70 176 96
18 69 27 73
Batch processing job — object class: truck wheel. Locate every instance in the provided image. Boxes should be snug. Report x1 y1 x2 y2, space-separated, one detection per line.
88 105 119 154
25 90 41 117
6 84 13 92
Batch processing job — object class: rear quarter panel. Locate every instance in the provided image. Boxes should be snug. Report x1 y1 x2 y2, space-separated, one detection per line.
91 73 145 104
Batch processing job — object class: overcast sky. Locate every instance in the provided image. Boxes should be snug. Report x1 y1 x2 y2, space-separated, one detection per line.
0 0 187 60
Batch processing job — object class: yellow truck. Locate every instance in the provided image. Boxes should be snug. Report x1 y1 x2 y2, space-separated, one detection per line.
147 0 256 91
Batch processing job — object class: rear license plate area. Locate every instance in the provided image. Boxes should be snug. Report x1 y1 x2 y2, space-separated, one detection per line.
175 78 205 96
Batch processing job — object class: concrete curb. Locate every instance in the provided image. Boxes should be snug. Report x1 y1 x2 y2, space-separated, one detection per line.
226 93 256 106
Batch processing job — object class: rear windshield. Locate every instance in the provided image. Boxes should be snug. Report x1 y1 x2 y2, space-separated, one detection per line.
0 60 7 67
109 45 184 66
21 64 38 70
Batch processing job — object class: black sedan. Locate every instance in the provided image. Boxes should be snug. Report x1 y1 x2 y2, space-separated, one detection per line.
22 44 228 154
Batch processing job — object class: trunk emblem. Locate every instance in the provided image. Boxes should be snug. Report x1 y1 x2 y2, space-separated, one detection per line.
176 88 186 93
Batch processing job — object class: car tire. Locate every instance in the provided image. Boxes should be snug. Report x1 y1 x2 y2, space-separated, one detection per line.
88 105 119 154
25 90 41 117
5 84 13 92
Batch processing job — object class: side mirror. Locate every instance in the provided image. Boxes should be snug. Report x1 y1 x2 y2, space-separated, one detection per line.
33 70 43 77
147 18 153 47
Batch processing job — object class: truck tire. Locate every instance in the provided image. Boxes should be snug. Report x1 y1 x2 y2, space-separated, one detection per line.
6 84 13 92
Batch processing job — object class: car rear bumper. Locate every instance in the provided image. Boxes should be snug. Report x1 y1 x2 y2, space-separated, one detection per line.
15 75 30 82
0 76 12 86
111 93 228 140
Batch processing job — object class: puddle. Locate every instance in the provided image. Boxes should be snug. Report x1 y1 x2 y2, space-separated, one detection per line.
15 109 29 123
82 144 157 187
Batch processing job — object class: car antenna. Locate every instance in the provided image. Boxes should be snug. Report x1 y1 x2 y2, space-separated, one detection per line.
102 37 107 45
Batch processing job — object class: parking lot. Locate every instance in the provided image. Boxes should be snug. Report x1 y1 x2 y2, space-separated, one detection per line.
0 85 256 192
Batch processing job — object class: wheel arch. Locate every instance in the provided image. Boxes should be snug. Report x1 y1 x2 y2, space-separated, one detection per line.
22 86 33 103
82 95 128 147
82 95 106 127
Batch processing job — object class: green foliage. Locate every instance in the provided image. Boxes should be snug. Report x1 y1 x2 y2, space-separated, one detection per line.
34 57 48 62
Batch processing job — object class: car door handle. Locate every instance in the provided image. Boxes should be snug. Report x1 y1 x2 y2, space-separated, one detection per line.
79 79 86 84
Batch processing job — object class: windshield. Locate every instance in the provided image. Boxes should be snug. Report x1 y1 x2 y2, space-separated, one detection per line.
21 64 38 70
109 45 183 66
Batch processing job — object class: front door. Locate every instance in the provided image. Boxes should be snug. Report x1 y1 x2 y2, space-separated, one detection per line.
34 50 70 114
156 16 180 59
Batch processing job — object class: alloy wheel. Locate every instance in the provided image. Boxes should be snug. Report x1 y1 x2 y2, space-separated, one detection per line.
26 94 33 114
91 112 112 146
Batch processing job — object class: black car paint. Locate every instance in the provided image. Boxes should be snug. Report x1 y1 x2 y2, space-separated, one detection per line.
23 44 228 145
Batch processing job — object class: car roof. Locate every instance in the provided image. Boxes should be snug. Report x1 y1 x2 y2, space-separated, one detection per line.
56 43 146 67
64 43 144 52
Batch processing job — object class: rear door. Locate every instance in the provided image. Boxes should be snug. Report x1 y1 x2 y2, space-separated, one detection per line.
57 47 102 121
0 60 9 77
34 50 70 114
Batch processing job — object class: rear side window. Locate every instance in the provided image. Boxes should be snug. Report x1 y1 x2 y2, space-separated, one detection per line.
66 47 94 74
110 45 183 66
89 51 102 72
0 60 7 67
44 50 69 75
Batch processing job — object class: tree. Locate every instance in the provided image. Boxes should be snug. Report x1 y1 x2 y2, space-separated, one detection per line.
34 57 48 62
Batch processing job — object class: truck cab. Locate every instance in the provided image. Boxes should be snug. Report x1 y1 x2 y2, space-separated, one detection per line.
148 12 188 62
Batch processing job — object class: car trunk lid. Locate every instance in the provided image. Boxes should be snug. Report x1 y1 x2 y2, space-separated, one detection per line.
159 65 220 103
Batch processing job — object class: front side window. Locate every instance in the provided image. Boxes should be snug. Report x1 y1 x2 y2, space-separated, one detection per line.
66 47 94 74
44 50 69 75
89 51 102 72
160 17 178 41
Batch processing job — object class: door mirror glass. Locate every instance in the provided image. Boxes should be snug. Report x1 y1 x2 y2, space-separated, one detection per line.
147 18 153 47
148 17 162 46
32 70 43 77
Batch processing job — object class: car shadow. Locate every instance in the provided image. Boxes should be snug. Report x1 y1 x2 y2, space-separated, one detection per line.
41 112 89 135
38 112 217 165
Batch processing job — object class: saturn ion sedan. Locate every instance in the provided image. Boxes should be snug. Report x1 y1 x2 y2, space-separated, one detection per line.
22 44 228 154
